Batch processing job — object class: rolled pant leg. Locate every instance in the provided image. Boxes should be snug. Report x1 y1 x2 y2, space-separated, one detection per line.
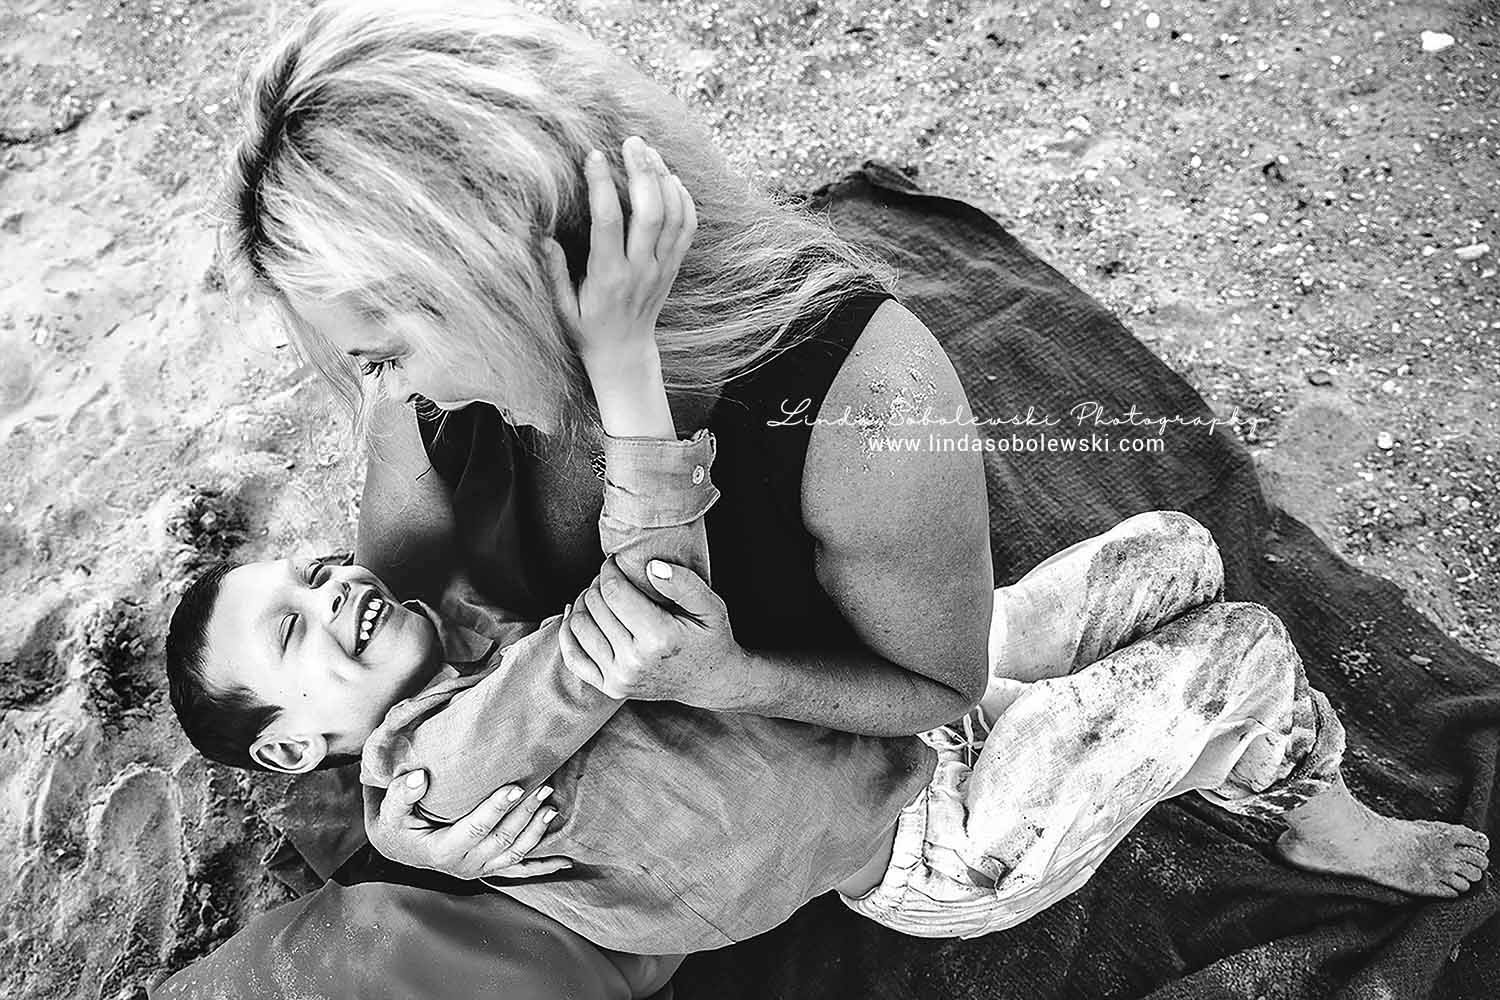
988 511 1225 687
957 601 1345 933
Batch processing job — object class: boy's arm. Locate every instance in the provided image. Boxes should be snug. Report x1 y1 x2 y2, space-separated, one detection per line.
360 428 718 822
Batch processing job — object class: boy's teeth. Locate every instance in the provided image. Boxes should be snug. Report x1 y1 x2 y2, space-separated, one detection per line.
356 596 385 650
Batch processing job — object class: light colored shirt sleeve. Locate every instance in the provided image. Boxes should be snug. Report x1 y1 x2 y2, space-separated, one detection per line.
360 429 719 823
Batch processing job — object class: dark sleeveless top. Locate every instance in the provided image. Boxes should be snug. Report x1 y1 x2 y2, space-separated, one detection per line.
414 289 937 950
421 288 895 656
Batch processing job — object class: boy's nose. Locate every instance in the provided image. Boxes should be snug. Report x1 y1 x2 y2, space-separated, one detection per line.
326 579 351 618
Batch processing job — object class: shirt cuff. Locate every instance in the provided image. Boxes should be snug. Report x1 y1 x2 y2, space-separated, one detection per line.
600 428 720 529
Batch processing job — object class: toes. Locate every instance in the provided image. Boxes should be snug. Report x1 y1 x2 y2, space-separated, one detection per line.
1455 829 1490 852
1456 860 1486 883
1441 872 1472 895
1462 847 1492 871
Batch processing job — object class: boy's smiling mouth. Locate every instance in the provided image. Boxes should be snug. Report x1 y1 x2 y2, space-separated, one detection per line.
352 589 390 658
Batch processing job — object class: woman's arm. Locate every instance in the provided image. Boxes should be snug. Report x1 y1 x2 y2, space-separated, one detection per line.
363 430 719 824
738 299 994 730
365 134 707 820
561 300 994 736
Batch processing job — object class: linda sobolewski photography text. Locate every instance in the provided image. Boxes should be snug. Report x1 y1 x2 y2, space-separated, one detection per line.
769 396 1267 453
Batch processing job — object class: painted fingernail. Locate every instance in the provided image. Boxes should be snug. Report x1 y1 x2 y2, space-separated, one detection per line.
535 785 554 801
506 787 523 802
405 771 425 788
541 808 558 823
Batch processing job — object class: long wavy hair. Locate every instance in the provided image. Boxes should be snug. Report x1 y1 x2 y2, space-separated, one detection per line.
224 0 899 440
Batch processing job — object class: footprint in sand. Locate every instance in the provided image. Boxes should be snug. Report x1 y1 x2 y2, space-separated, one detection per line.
0 334 39 416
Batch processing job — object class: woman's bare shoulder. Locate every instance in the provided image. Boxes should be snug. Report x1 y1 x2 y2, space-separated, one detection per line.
831 297 956 414
800 296 993 701
801 297 981 535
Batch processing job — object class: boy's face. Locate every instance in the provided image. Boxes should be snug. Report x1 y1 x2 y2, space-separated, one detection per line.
206 556 442 773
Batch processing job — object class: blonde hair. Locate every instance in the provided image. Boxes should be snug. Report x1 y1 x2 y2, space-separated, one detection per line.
225 0 899 440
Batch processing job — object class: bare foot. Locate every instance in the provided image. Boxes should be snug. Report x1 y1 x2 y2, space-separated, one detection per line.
1275 773 1490 898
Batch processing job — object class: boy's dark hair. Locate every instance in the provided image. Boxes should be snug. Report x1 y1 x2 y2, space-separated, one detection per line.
166 561 284 771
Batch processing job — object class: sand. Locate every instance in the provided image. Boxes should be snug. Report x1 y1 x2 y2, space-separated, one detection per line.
1 1 1495 997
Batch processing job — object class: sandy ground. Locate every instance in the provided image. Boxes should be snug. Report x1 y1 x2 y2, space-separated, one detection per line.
0 1 1495 996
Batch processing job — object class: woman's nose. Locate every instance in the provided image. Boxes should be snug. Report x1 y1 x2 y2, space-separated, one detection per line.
382 363 410 401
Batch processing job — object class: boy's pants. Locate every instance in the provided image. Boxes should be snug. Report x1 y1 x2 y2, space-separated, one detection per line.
840 511 1346 938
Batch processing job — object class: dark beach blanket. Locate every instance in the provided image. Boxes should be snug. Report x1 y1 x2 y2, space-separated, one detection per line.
674 163 1500 1000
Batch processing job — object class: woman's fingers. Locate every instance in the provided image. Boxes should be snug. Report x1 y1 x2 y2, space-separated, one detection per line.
660 173 685 261
559 604 608 690
543 239 581 333
670 173 697 261
624 136 665 264
482 856 573 879
566 595 616 667
447 782 529 848
648 148 682 262
377 769 430 831
585 148 624 273
474 783 551 856
582 577 634 648
596 556 672 628
478 786 560 875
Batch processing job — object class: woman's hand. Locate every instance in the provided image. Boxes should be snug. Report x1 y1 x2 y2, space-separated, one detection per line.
363 769 571 880
544 135 696 371
558 556 747 708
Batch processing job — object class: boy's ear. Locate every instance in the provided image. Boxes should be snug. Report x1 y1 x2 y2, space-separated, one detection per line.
250 731 329 774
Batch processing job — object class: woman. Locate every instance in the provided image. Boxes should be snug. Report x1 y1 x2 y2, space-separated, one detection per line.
160 1 990 996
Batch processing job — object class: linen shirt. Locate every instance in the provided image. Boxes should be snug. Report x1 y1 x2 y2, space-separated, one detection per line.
361 429 935 953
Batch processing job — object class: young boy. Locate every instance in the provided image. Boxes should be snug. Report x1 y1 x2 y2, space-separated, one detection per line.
168 355 1490 958
168 168 1487 958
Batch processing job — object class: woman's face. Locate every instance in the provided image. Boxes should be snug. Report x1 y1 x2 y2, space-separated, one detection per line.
287 293 556 427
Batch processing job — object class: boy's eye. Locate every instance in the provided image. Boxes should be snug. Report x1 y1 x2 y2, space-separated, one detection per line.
358 357 401 379
305 558 329 586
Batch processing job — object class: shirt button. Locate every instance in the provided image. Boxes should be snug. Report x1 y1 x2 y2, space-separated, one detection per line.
691 465 706 485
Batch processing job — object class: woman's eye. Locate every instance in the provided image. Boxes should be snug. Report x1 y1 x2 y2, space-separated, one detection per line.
359 358 401 379
279 614 296 652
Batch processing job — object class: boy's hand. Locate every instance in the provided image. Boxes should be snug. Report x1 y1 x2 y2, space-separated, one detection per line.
363 770 572 880
544 135 696 374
